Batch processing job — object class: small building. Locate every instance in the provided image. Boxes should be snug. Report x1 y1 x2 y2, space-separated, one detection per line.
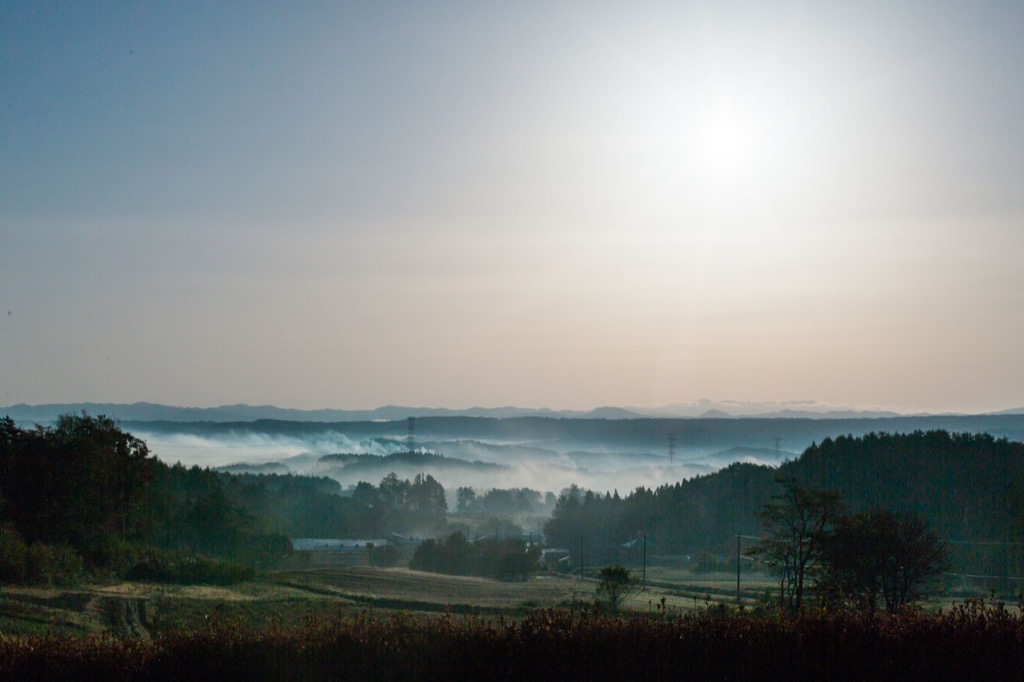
290 538 391 569
291 538 390 552
541 548 571 570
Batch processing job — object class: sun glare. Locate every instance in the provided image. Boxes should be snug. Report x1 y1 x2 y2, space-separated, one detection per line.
700 115 757 176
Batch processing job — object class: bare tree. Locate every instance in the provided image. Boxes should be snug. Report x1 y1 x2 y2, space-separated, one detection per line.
752 478 843 615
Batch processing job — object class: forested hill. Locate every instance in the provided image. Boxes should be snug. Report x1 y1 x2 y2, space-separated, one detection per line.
544 430 1024 578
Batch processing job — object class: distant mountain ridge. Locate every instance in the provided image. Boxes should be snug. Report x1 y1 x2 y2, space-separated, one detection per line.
2 400 1017 424
1 401 627 423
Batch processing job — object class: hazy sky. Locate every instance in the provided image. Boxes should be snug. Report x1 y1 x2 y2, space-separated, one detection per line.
2 1 1022 413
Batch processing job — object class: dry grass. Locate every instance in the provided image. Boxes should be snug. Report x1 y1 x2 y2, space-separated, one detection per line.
279 567 578 608
2 600 1023 680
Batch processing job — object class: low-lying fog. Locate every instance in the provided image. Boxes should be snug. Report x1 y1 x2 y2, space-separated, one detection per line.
116 411 1024 502
139 428 794 499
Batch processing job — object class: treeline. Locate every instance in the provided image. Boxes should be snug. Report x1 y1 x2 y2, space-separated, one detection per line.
228 472 553 542
319 451 508 477
223 470 449 539
454 486 556 518
0 415 292 584
544 431 1024 584
409 532 540 581
0 415 466 583
0 413 564 585
0 414 473 585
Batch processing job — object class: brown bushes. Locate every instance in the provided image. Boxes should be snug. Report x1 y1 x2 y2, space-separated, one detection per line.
1 602 1022 681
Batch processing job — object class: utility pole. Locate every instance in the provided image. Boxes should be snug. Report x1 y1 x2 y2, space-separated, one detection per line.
642 532 647 590
736 533 742 605
579 535 584 581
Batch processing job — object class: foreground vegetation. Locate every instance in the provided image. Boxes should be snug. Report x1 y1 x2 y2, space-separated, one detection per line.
2 597 1022 680
0 559 1020 679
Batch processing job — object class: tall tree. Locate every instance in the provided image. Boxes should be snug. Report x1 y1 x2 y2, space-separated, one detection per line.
821 508 947 614
455 486 477 514
752 478 843 615
0 414 156 563
408 473 447 515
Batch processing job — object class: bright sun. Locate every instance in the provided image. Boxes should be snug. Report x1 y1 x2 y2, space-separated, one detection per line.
701 115 756 175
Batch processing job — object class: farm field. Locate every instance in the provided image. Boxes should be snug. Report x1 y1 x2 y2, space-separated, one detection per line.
3 567 1022 680
0 566 780 638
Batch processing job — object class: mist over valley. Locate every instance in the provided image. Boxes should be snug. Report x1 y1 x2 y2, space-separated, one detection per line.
98 407 1024 503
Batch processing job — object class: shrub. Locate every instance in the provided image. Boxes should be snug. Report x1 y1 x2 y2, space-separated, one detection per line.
25 542 84 586
78 533 140 578
126 548 256 585
368 542 401 568
595 565 641 614
1 534 87 586
0 529 28 583
410 532 539 580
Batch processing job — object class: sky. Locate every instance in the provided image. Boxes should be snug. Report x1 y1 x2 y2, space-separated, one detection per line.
2 1 1023 414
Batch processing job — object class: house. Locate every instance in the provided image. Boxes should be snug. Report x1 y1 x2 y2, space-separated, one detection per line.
541 548 571 570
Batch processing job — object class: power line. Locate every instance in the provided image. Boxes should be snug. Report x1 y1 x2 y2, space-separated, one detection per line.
937 569 1024 577
946 539 1024 547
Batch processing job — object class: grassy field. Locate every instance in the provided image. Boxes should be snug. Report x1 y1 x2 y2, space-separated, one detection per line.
0 566 778 638
2 562 986 641
2 568 1022 680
